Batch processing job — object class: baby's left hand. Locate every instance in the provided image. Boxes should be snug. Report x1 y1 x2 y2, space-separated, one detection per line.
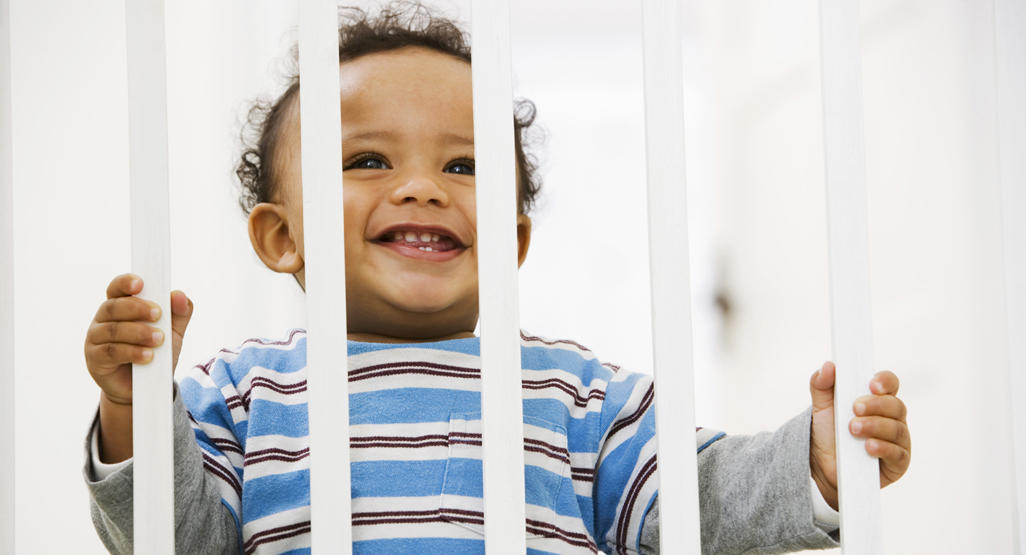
808 361 911 510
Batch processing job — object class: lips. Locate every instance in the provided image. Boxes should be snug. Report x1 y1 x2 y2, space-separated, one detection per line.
372 224 468 261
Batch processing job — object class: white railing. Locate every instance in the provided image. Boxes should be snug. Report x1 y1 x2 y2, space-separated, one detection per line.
124 0 175 551
995 0 1026 552
817 1 882 552
0 0 14 552
3 0 1020 553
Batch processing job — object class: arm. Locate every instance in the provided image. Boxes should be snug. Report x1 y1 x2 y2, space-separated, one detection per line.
638 410 839 555
83 385 239 554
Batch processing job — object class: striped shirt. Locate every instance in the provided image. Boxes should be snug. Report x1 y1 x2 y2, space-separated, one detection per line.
178 330 724 554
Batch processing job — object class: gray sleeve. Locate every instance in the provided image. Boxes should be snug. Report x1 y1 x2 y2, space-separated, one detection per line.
639 408 840 554
83 387 240 554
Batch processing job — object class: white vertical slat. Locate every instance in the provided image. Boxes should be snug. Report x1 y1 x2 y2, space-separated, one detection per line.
0 0 13 552
640 1 702 553
470 0 528 552
124 0 175 552
817 1 882 552
995 0 1026 551
297 2 352 553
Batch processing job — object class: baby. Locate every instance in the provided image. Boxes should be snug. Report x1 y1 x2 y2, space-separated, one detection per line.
83 5 911 554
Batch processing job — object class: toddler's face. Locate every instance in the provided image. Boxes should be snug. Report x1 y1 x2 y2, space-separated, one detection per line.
261 47 530 341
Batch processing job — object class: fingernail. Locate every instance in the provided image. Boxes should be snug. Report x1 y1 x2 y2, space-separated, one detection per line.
854 402 866 415
851 420 863 434
152 331 164 345
130 278 142 291
141 349 153 361
150 307 160 321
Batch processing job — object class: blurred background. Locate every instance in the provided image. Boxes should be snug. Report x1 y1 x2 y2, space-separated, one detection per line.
7 0 1020 552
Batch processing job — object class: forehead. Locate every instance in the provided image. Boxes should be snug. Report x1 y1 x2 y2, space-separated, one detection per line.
338 47 474 125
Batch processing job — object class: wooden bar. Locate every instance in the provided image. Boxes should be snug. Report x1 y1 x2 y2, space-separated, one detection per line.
124 0 175 552
470 0 528 552
0 0 13 551
994 0 1026 551
817 1 882 552
297 1 352 553
640 1 702 553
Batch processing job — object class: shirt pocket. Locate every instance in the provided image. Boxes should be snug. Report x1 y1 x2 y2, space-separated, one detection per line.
440 411 570 539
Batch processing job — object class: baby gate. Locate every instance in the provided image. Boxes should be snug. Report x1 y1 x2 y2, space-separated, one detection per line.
0 0 1023 553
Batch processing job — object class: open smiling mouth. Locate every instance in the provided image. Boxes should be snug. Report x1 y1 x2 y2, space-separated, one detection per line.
374 227 467 260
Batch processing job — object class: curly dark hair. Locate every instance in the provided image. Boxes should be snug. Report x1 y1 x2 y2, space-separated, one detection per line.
236 2 542 217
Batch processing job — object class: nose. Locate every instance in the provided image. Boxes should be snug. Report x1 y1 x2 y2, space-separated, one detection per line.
388 170 450 207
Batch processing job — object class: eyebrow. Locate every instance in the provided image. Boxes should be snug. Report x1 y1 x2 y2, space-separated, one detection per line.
342 130 474 146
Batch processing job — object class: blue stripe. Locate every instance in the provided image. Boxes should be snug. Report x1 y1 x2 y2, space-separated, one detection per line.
227 336 307 381
349 388 480 424
242 468 310 522
246 399 308 437
354 538 483 554
697 431 726 453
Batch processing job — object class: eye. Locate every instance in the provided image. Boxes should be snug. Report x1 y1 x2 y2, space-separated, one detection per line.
344 153 390 170
444 158 475 176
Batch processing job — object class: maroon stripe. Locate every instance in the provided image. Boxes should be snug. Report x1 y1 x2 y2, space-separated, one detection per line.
350 368 481 383
521 378 605 407
202 454 242 496
355 515 485 527
245 447 310 466
210 438 243 455
524 437 570 458
195 358 216 376
525 519 599 551
608 383 654 439
353 434 448 443
243 520 311 553
240 328 304 348
616 455 657 554
571 466 596 482
352 440 450 449
225 395 244 410
349 360 479 377
519 332 593 353
602 362 622 373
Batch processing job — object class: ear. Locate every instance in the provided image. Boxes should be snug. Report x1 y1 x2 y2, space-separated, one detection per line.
248 203 304 274
516 214 532 267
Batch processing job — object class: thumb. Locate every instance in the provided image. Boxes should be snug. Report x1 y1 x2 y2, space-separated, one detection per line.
170 290 193 370
809 361 836 412
170 290 193 339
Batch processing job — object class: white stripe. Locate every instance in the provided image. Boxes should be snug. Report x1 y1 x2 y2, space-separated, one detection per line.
640 1 701 553
124 0 174 551
0 0 12 550
297 1 353 553
817 1 882 552
995 0 1026 551
470 0 528 552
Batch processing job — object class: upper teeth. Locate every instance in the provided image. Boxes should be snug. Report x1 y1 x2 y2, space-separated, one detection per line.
393 231 441 243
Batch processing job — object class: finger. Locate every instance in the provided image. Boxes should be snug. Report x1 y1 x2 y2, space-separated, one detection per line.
849 415 910 447
809 361 836 412
94 296 161 324
869 370 900 396
865 438 911 478
87 321 164 348
106 273 144 299
170 290 193 338
86 342 155 373
853 394 907 420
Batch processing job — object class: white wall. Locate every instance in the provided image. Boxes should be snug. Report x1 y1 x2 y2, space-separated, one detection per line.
7 0 1019 552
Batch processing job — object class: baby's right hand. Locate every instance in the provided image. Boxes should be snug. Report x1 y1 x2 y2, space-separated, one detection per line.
84 273 193 405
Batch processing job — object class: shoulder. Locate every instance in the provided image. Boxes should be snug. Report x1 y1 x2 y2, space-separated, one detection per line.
519 330 653 419
184 328 307 387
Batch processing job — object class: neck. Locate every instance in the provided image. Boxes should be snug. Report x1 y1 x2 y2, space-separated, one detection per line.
346 330 476 344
